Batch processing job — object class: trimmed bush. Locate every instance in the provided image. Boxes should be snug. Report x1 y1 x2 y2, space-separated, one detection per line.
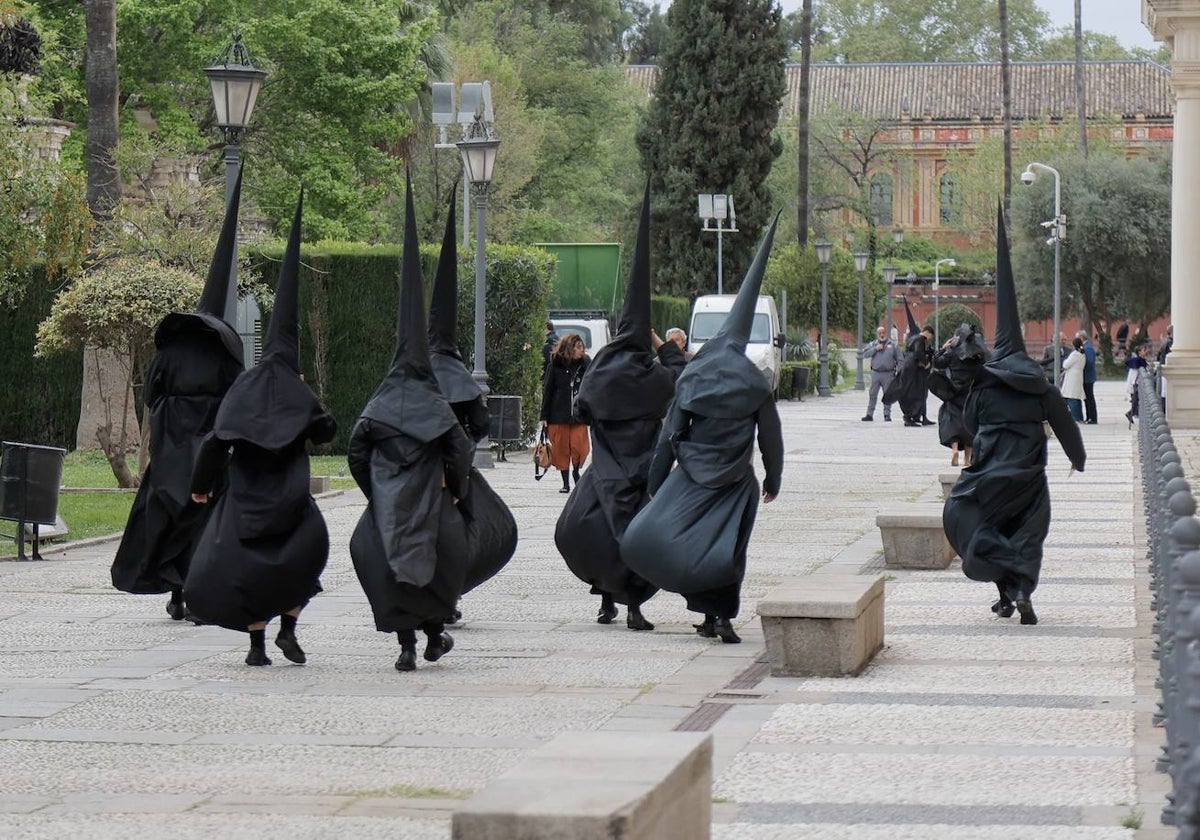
650 295 691 337
0 265 83 448
924 302 983 339
253 242 553 452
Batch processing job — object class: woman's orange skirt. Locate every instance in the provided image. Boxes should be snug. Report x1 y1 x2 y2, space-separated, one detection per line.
546 423 589 470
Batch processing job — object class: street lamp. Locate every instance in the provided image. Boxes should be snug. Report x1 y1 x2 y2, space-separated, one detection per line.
816 242 833 397
433 81 493 247
892 227 904 248
205 31 267 319
1022 162 1066 383
698 193 738 294
932 257 956 348
853 251 869 390
457 104 500 469
883 264 898 344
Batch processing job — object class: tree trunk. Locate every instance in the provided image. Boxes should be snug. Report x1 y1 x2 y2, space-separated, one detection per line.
796 0 813 248
999 0 1012 220
1074 0 1087 155
84 0 121 219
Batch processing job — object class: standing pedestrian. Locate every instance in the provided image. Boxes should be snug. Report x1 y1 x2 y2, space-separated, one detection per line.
542 321 559 378
1125 343 1150 428
1078 330 1098 424
1158 325 1173 412
540 333 590 493
861 326 899 421
1060 337 1086 421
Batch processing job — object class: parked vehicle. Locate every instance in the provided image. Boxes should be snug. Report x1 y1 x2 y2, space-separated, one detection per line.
688 295 784 392
549 310 612 358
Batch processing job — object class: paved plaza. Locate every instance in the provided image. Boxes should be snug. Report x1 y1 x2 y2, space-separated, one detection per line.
0 380 1159 838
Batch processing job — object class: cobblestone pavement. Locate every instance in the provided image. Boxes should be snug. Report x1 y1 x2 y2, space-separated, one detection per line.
0 381 1154 838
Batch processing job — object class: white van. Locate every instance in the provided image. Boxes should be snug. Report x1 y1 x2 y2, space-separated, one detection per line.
687 295 783 392
549 311 612 358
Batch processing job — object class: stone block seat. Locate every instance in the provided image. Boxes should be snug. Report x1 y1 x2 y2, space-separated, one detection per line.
939 470 961 500
309 475 331 494
756 574 885 677
876 504 956 569
451 731 712 840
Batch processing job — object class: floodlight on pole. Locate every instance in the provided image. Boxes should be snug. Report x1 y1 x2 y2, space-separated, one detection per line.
699 192 738 294
1022 161 1065 384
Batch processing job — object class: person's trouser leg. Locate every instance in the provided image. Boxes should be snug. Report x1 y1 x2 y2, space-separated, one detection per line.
865 374 880 418
1083 381 1097 423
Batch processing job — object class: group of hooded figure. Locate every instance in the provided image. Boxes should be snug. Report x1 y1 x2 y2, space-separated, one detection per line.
108 174 1079 670
111 174 516 670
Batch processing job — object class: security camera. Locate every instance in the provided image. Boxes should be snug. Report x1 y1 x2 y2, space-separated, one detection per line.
1020 170 1036 186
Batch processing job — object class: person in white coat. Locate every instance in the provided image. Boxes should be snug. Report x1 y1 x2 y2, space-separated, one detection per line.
1060 336 1086 422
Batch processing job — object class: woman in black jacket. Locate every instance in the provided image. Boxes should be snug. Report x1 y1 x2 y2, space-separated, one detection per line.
540 333 591 493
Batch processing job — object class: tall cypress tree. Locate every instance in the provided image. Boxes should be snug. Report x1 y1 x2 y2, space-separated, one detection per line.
635 0 787 298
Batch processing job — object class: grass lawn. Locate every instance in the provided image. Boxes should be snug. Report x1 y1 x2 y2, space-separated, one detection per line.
0 492 133 557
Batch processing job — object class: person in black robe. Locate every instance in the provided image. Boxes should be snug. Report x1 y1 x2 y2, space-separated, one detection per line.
621 214 784 644
928 322 987 467
111 173 245 619
186 191 337 666
348 179 474 672
555 185 686 631
943 206 1086 626
426 188 517 619
884 298 935 426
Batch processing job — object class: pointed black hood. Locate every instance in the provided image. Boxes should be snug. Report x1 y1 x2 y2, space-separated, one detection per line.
212 188 331 452
154 170 244 363
902 295 919 338
576 181 676 423
359 177 458 443
984 202 1047 393
428 184 482 404
674 211 780 419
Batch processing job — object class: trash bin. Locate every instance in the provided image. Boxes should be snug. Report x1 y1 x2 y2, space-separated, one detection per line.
0 441 66 560
487 396 523 462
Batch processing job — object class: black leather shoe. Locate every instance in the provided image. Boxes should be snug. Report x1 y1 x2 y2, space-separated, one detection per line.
883 416 892 422
245 647 272 666
275 630 306 664
626 606 655 631
713 618 741 644
395 645 417 671
693 617 717 638
861 415 873 422
990 598 1015 618
446 609 462 626
424 631 454 662
166 599 185 621
920 418 935 426
597 603 618 625
904 420 920 427
1014 592 1038 626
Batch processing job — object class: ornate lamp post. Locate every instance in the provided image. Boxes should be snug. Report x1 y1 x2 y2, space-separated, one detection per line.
457 108 500 469
883 264 898 344
816 242 833 397
205 31 267 318
853 251 869 390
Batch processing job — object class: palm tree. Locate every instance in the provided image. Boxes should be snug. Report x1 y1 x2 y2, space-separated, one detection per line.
796 0 813 248
999 0 1012 219
84 0 121 220
1074 0 1087 155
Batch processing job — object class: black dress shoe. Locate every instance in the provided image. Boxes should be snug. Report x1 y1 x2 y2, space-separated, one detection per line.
713 617 741 644
275 630 306 664
904 420 920 427
245 647 272 666
596 602 618 625
395 645 417 671
446 609 462 626
920 418 935 426
693 616 717 638
990 598 1015 618
424 631 454 662
1014 592 1038 626
861 415 873 422
883 416 892 422
166 599 185 621
626 605 655 631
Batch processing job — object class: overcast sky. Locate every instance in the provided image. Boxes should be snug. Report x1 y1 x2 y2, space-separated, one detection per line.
666 1 1159 52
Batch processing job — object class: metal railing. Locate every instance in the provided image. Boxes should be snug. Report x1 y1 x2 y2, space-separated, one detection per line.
1139 372 1200 833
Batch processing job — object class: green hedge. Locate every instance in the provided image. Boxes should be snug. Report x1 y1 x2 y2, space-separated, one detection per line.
253 243 554 452
0 266 83 448
650 295 691 337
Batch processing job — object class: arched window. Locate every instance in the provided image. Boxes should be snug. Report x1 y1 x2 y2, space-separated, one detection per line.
869 173 893 227
939 173 961 224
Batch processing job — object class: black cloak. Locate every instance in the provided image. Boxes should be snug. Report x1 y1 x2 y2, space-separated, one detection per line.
621 213 784 619
349 179 474 632
943 206 1085 597
883 297 931 419
184 191 337 631
554 184 686 607
427 187 517 596
111 172 245 596
928 322 987 449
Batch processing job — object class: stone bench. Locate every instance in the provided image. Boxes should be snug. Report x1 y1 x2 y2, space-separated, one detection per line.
939 471 960 500
876 505 956 569
309 475 331 494
451 731 712 840
756 574 885 677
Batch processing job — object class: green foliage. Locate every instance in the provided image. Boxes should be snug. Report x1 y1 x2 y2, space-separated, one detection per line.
0 263 82 449
925 302 983 338
650 294 690 336
763 242 873 335
635 0 788 298
253 242 554 451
